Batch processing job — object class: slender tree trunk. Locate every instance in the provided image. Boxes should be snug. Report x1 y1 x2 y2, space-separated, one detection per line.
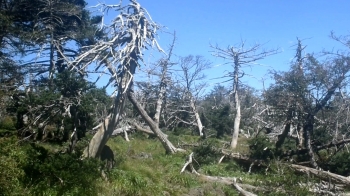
231 97 241 149
48 0 55 87
83 58 137 158
231 55 240 149
275 110 292 149
128 89 180 154
296 121 304 148
83 90 126 157
189 96 204 136
304 114 319 169
154 80 166 126
154 33 175 126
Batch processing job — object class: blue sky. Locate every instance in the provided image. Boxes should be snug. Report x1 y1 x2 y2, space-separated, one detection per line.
86 0 350 93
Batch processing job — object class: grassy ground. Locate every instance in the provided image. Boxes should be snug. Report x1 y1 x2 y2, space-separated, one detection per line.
100 133 241 195
0 130 315 195
96 132 311 196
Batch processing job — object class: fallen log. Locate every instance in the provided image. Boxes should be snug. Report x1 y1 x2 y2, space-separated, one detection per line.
181 152 258 196
290 164 350 187
130 122 155 135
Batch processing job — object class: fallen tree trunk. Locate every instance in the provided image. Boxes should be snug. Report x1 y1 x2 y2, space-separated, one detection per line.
181 152 258 196
290 164 350 187
111 126 132 136
130 121 156 135
128 89 184 154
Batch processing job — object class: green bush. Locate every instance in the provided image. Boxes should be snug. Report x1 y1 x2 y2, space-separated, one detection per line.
0 116 16 136
0 137 103 195
193 142 222 166
253 163 310 195
248 136 275 160
22 143 102 195
325 151 350 176
0 137 28 195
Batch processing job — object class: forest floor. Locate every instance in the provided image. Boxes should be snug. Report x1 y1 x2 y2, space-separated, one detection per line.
2 129 350 195
96 132 312 196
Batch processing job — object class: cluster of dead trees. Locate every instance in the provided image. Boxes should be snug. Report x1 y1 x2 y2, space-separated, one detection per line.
2 0 350 194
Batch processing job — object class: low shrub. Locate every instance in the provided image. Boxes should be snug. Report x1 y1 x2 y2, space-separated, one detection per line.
0 137 28 195
248 135 275 160
0 137 103 195
193 142 222 166
22 143 102 195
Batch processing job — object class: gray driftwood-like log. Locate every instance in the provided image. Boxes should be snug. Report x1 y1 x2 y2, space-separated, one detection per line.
128 89 185 154
290 164 350 187
181 152 258 196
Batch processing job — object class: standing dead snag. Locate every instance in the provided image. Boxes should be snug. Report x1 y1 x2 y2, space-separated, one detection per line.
211 42 278 149
153 32 177 127
64 0 164 158
177 55 211 137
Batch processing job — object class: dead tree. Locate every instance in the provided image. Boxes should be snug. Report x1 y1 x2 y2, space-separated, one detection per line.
265 40 350 169
153 32 177 127
63 0 165 158
128 88 184 154
177 55 210 136
211 42 278 149
275 38 307 149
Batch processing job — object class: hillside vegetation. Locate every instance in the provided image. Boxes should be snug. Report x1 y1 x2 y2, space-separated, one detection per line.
1 0 350 195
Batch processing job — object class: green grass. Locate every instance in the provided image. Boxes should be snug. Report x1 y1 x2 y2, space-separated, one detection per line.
0 130 333 195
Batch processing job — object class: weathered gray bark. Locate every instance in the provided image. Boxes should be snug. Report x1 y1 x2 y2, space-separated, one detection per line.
290 164 350 186
128 89 182 154
304 115 319 169
304 72 348 169
154 81 166 126
78 1 163 158
211 43 278 149
153 34 176 126
181 152 258 196
189 95 204 137
231 54 241 149
275 110 292 149
296 121 304 148
83 67 134 157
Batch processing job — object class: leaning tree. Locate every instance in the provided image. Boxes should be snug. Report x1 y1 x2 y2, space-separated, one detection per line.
64 0 181 157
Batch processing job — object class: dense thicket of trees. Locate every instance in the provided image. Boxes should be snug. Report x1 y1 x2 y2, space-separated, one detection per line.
1 0 350 195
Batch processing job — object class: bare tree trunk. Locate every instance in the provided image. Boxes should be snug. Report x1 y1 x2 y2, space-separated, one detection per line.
83 59 137 158
231 99 241 149
67 1 165 158
154 80 166 126
210 43 278 149
83 91 126 157
231 55 240 149
154 33 176 126
128 89 181 154
189 96 204 137
177 55 209 136
276 110 292 149
297 121 304 148
304 114 319 169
